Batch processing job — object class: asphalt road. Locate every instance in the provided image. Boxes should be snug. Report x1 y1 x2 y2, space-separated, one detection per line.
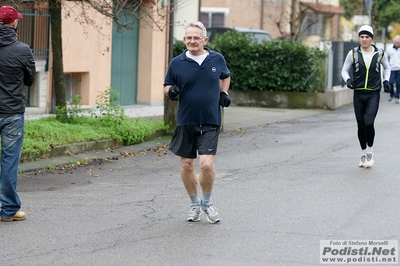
2 94 400 266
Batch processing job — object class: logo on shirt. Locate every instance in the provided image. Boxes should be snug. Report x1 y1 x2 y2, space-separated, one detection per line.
212 67 216 72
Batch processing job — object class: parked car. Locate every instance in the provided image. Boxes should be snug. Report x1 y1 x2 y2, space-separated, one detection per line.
206 27 273 43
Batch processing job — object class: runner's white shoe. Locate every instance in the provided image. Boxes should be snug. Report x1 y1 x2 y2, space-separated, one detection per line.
365 153 374 168
201 200 220 224
358 154 366 168
187 203 201 222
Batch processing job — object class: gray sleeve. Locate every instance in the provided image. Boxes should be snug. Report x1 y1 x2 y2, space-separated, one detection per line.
381 53 391 81
341 51 353 82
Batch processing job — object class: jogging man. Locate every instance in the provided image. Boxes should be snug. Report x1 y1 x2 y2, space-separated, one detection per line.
341 25 391 168
163 21 231 223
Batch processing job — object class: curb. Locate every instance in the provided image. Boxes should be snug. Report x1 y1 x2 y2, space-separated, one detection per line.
18 135 172 174
20 139 125 163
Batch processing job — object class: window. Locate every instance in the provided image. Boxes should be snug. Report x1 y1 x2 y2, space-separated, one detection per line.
201 12 225 28
65 73 82 104
200 7 229 28
302 14 323 36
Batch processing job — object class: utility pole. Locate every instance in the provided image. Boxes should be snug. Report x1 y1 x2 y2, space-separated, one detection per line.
364 0 373 25
260 0 264 29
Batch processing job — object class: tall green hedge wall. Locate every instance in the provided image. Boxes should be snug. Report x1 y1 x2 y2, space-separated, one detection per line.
173 31 327 93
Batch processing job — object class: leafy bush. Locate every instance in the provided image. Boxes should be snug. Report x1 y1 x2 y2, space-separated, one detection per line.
88 87 125 124
173 31 327 93
173 39 186 57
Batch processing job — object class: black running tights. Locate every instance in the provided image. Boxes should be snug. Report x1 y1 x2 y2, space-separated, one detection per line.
353 91 380 150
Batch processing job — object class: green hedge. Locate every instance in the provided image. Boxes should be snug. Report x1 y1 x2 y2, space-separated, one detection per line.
173 31 326 93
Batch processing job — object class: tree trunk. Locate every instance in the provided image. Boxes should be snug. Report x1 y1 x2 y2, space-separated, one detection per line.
290 0 297 40
164 1 178 134
49 0 66 112
164 97 178 134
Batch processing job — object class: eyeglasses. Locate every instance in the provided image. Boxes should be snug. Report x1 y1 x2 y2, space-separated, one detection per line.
185 36 205 42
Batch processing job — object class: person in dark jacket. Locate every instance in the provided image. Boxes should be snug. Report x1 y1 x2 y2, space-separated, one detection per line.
0 5 36 222
341 25 391 169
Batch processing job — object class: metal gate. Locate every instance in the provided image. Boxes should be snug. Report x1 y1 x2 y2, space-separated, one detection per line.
331 41 359 87
17 5 50 107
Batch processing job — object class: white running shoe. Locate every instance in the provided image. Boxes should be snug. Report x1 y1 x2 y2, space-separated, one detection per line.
358 154 366 168
201 200 220 224
365 153 374 168
187 203 201 222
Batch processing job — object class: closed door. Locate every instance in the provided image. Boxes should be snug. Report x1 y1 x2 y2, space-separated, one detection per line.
111 17 139 105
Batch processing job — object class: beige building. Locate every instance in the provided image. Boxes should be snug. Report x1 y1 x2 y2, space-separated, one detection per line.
60 3 112 107
20 1 189 114
20 0 344 115
173 0 200 40
200 0 344 45
59 1 172 109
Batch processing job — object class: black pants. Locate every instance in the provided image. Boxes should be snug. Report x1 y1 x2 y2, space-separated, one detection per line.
353 90 380 150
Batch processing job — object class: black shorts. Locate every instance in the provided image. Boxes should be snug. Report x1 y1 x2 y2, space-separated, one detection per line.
169 125 220 158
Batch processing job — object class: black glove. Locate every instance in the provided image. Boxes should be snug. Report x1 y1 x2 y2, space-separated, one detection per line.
383 80 391 93
219 91 231 107
346 78 354 89
168 85 180 101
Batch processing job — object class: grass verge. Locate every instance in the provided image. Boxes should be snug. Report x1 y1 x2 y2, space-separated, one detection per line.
23 115 168 160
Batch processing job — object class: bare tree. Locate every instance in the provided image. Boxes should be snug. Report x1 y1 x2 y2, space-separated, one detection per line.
67 0 170 31
270 0 320 41
11 0 191 123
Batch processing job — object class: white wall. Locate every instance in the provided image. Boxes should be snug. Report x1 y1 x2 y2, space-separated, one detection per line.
173 0 199 41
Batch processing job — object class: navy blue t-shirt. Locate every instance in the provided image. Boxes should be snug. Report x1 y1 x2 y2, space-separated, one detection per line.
164 48 230 126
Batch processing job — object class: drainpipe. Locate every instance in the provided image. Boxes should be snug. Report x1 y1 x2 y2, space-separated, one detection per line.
260 0 264 29
198 0 201 21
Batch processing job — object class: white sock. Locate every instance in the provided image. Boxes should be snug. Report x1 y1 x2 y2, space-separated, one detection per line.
366 146 373 154
362 149 367 155
189 193 199 205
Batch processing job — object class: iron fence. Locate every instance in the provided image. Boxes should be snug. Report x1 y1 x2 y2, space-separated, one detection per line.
17 6 50 70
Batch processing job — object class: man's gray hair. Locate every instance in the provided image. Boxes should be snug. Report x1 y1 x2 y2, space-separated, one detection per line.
185 21 207 37
394 35 400 41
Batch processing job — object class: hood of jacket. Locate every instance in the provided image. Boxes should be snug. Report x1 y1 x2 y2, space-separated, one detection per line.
0 26 17 47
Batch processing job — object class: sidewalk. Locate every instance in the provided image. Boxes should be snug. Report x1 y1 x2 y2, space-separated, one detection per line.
19 105 329 173
25 105 165 120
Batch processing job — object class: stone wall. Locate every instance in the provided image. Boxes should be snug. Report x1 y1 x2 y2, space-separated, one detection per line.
229 86 353 110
